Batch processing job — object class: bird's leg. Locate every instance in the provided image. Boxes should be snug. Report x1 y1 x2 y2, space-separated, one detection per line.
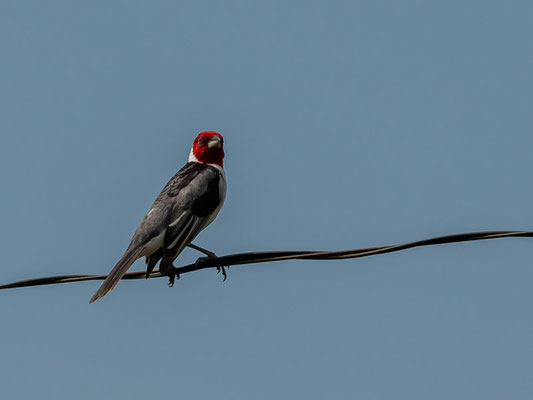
190 243 228 282
188 243 217 258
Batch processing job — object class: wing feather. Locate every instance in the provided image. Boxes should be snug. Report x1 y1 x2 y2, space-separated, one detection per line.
163 208 208 260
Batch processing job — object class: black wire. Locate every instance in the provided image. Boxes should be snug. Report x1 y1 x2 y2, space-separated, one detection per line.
1 230 531 290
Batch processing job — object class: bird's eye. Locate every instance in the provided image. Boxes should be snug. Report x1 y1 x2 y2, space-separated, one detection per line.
198 137 205 144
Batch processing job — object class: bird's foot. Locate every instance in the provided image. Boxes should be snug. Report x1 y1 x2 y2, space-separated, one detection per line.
217 265 229 282
166 266 180 287
194 253 229 282
194 256 211 266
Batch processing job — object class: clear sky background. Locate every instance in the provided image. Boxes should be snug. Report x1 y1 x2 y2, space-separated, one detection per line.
1 1 532 399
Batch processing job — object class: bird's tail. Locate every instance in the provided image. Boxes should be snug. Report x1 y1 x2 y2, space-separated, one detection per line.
89 247 143 303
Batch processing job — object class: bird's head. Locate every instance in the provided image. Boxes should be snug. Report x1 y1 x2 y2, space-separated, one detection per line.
189 131 225 167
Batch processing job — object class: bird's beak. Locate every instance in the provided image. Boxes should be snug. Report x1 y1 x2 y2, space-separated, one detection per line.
208 136 222 148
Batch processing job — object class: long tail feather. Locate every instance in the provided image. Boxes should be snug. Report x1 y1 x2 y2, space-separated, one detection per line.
89 248 143 303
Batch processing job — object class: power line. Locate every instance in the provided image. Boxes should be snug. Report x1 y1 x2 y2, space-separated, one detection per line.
0 230 531 291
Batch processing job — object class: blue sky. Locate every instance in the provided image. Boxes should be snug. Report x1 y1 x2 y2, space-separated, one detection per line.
1 1 532 398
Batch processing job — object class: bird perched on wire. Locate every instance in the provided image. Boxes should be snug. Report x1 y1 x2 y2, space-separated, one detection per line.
90 131 226 303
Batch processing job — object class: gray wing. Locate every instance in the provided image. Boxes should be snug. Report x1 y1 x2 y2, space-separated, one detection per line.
143 207 209 276
154 162 223 272
162 208 209 262
130 162 220 253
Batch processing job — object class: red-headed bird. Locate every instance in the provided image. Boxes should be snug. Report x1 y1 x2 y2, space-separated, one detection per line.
90 131 226 303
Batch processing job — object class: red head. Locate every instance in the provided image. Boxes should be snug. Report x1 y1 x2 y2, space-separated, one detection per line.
190 131 225 167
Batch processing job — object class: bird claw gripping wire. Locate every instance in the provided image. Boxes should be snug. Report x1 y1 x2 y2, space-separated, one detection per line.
217 265 228 282
194 254 229 282
167 267 180 287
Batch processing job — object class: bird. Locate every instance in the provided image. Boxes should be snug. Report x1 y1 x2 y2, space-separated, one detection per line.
90 131 226 303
